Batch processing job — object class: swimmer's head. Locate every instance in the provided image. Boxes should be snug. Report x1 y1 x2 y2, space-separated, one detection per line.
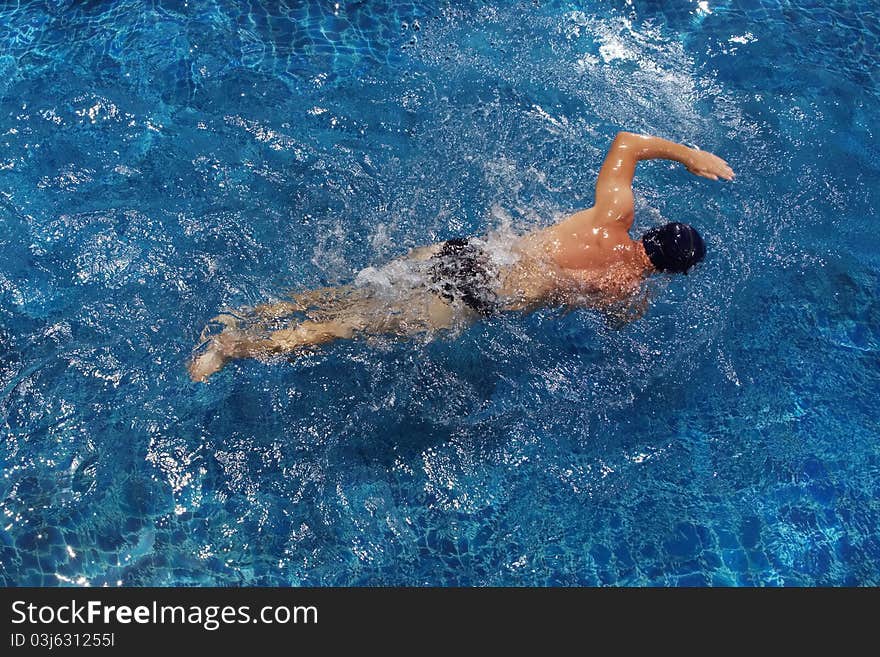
641 222 705 274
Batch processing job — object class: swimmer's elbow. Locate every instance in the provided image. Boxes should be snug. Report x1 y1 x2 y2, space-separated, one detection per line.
613 131 641 149
614 131 659 160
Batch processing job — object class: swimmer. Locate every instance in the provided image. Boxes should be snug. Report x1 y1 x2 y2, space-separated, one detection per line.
189 131 734 381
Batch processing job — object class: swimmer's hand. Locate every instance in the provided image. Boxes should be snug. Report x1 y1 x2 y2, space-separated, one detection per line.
685 148 735 181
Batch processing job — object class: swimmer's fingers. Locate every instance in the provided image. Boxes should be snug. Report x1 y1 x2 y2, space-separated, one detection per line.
713 156 735 180
686 165 714 180
688 150 735 181
687 163 734 181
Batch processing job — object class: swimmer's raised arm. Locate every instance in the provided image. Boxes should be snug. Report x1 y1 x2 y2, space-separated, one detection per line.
593 131 735 228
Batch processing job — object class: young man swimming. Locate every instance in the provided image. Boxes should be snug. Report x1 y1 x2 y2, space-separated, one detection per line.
189 131 734 381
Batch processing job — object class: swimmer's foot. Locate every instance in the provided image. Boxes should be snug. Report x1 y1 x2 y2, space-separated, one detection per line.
188 342 228 382
189 326 242 382
198 313 240 343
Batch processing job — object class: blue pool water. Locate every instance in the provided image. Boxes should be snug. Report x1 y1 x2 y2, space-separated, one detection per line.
1 0 878 586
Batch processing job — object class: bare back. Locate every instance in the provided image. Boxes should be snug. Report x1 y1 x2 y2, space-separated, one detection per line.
494 208 649 312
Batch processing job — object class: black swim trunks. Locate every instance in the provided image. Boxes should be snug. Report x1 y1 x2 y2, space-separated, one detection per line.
428 237 500 316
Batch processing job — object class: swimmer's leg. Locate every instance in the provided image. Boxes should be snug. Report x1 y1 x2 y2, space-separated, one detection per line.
250 286 345 321
263 318 363 352
188 317 365 382
188 288 459 382
252 293 457 357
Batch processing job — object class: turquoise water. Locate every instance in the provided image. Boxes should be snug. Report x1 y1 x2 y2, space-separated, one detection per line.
1 0 878 586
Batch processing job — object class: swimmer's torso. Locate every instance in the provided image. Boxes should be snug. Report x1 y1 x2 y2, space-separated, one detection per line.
496 207 650 311
361 208 649 318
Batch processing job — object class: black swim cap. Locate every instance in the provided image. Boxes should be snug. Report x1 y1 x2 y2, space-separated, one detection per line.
641 222 706 274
